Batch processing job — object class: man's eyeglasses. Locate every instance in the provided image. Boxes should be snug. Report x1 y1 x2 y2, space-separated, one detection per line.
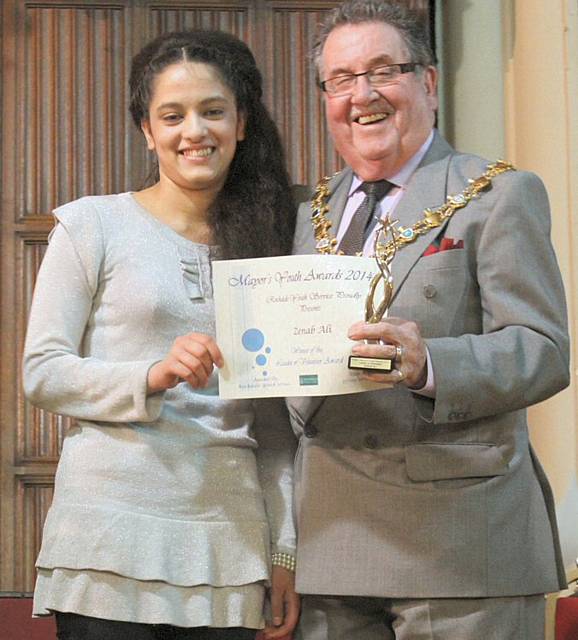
320 62 421 96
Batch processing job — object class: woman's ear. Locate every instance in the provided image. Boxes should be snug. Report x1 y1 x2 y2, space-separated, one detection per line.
141 120 156 151
236 111 247 142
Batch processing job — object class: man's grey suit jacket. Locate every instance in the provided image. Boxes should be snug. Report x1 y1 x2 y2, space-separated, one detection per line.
286 131 570 598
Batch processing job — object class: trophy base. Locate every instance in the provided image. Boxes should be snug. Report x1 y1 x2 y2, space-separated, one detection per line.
348 355 393 372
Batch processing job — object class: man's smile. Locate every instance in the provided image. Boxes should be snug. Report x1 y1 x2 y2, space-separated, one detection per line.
353 112 388 125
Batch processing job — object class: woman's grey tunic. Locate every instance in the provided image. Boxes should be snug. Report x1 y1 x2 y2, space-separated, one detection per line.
23 194 295 628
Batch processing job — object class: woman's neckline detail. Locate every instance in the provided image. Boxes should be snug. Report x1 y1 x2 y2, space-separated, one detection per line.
125 192 220 257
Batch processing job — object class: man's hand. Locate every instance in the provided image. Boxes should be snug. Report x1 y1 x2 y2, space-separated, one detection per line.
263 566 300 639
348 318 428 389
147 333 224 393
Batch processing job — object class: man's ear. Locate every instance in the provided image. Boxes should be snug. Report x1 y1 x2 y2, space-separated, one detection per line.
141 120 155 151
422 65 439 110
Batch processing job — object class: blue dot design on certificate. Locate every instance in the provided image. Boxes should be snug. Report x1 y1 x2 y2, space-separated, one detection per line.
241 329 271 377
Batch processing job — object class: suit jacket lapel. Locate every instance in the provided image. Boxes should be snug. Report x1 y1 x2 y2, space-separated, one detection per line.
389 132 454 303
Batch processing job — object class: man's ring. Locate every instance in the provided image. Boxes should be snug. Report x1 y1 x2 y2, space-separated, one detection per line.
394 345 404 362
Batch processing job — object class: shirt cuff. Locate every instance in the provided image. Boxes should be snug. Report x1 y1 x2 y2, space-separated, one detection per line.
410 347 436 398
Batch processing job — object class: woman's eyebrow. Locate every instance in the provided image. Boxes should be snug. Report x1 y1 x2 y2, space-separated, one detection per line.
155 95 228 111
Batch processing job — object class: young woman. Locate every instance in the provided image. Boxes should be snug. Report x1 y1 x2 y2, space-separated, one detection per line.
23 29 298 640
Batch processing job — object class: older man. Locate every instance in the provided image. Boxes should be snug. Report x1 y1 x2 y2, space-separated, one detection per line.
287 2 570 639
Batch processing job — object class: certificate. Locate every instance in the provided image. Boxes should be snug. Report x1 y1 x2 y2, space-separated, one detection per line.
213 254 384 398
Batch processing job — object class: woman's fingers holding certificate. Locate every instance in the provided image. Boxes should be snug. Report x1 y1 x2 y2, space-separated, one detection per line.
171 333 224 387
348 318 428 389
147 333 224 392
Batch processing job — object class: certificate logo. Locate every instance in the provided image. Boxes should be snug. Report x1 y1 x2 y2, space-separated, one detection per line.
299 374 319 386
241 328 272 377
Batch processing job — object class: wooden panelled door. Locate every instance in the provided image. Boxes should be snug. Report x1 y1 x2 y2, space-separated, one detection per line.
0 0 430 593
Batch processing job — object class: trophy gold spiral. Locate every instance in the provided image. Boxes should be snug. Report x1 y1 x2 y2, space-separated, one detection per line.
348 216 399 372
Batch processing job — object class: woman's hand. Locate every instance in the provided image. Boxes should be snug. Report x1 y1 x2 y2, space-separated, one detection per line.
263 566 300 639
147 333 224 393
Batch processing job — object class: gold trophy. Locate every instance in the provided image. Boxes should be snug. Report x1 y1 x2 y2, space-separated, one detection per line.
347 215 399 372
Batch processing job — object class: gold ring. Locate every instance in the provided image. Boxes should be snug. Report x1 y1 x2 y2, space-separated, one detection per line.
394 345 404 362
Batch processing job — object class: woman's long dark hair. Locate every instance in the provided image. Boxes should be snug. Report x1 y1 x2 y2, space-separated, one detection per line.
129 30 296 259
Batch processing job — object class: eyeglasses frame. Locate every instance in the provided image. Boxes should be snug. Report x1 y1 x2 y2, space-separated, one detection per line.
320 62 422 96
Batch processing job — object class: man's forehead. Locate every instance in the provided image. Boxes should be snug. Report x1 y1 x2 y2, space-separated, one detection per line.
320 22 410 74
322 53 396 77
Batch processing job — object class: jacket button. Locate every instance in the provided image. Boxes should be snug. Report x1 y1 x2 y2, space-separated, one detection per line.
304 424 318 438
363 434 379 449
423 284 437 299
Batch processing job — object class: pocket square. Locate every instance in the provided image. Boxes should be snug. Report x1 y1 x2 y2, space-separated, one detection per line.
423 237 464 256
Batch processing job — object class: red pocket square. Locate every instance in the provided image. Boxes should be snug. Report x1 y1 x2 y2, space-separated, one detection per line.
423 237 463 256
440 237 464 251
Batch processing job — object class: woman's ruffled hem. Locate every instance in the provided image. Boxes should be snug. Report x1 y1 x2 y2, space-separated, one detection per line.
37 504 271 586
33 568 266 629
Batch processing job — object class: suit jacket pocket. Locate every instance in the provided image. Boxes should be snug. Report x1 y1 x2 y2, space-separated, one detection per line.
394 250 475 339
420 253 469 338
405 443 508 482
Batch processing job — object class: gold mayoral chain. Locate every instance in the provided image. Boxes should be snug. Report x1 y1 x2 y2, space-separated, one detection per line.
310 160 515 258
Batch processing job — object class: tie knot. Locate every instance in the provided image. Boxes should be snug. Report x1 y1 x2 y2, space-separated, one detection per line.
361 180 392 201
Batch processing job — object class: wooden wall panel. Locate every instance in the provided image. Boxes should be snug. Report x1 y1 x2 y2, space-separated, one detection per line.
20 408 69 463
267 2 341 184
22 4 132 216
16 235 69 463
148 2 251 39
15 476 55 591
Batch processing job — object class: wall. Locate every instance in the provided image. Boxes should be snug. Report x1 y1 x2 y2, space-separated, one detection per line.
440 0 578 571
